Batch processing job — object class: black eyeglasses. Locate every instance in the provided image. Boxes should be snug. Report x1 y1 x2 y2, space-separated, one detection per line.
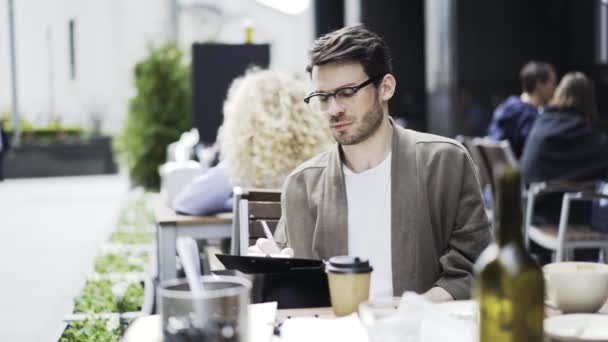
303 74 385 112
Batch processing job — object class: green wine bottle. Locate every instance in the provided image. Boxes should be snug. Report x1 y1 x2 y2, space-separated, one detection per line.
474 166 544 342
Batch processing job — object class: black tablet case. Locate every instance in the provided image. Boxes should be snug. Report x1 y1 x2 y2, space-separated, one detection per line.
214 254 331 309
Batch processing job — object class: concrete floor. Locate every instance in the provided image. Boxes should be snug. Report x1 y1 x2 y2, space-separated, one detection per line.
0 174 128 342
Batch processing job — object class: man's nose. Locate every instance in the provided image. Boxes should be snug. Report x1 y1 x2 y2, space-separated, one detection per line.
326 96 345 117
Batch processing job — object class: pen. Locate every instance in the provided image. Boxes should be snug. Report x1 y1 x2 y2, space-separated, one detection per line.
260 220 281 254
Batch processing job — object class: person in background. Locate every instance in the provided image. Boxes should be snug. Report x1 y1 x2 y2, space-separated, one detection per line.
0 119 10 181
272 25 492 301
487 61 557 158
171 69 333 215
521 71 608 227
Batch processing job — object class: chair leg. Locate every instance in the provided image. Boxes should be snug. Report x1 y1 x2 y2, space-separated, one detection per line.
565 248 574 262
601 247 608 264
556 248 564 262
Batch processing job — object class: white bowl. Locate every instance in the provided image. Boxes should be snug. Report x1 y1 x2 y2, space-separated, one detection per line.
543 262 608 313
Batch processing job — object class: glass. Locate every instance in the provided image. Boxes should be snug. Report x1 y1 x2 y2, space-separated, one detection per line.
474 167 544 342
159 275 251 342
358 297 412 342
304 74 384 113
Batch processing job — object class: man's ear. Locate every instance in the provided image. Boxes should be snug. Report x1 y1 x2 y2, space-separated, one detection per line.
379 74 396 101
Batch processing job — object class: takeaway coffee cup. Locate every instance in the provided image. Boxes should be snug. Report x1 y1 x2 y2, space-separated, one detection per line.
326 256 373 317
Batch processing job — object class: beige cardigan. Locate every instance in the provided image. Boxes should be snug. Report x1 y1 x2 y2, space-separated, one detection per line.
274 123 492 300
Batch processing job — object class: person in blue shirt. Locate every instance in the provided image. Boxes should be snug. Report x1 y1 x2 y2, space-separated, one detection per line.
487 61 557 158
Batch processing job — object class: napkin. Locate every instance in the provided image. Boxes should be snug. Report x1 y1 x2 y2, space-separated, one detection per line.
278 313 369 342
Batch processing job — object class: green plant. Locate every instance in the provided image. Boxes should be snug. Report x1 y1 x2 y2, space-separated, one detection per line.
7 127 84 144
117 192 155 228
73 280 119 313
94 252 148 274
116 43 191 190
110 231 155 244
119 282 145 312
60 318 122 342
74 278 145 314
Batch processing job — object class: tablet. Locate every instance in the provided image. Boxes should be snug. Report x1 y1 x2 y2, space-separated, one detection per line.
215 254 324 274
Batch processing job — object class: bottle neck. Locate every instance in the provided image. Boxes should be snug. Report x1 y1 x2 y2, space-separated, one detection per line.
495 175 525 247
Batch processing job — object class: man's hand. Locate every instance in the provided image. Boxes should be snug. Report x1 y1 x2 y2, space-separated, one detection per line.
422 286 454 302
247 238 294 258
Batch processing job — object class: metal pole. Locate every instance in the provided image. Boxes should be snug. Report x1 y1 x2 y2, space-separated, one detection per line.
425 0 458 137
8 0 21 145
598 0 608 64
46 26 56 124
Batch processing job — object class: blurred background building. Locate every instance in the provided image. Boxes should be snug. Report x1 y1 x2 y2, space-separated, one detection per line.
0 0 314 134
1 0 607 137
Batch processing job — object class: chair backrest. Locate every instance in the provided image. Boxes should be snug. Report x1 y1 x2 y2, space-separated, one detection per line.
474 138 519 196
456 135 491 189
231 187 282 255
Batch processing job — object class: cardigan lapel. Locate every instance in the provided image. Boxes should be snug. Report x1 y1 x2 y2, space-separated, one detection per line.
391 125 423 295
314 144 348 259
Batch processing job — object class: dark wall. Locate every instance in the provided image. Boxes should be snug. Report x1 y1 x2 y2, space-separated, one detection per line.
314 0 344 38
455 0 566 134
191 44 270 144
458 0 564 86
314 0 605 133
455 0 606 135
361 0 426 130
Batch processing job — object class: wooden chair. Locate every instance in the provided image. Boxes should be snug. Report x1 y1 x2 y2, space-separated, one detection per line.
455 135 491 190
230 187 282 255
473 138 519 197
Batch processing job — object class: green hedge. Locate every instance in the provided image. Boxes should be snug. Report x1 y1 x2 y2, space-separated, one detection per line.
94 252 149 274
6 127 85 144
73 279 145 314
73 280 119 313
60 318 123 342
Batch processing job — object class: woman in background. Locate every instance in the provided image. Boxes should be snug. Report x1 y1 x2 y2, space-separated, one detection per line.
172 69 333 215
521 71 608 226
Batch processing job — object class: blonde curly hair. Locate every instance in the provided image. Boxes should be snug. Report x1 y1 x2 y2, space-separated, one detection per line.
220 69 333 188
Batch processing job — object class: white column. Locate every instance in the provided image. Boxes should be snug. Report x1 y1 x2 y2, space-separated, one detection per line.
8 0 20 144
424 0 458 137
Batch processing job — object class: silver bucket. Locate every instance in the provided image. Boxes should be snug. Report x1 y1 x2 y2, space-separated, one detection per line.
159 275 251 342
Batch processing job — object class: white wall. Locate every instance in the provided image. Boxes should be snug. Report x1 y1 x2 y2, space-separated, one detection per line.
179 0 314 75
0 0 314 134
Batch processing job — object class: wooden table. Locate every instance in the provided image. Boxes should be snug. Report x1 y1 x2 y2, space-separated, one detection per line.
122 303 608 342
152 195 232 282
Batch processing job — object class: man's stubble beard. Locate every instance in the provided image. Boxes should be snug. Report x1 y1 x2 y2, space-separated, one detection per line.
334 95 384 146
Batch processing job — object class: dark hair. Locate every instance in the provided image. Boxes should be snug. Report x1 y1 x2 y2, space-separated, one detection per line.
548 71 597 120
306 25 393 84
520 61 555 93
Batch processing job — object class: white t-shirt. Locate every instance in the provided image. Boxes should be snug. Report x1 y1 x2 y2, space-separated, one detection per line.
343 153 393 297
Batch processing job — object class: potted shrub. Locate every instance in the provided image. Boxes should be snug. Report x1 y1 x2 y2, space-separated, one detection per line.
117 44 192 191
94 252 149 274
60 317 123 342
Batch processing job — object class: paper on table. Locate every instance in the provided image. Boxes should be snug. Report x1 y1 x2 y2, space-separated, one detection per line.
250 302 278 342
278 313 369 342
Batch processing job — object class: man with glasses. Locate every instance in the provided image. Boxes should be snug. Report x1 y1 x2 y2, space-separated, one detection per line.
272 25 492 301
